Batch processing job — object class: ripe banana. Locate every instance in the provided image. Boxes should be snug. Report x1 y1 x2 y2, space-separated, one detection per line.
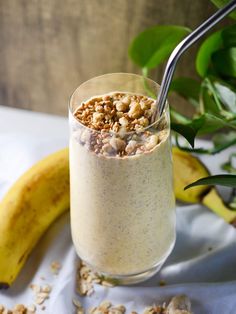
173 147 236 225
0 148 69 289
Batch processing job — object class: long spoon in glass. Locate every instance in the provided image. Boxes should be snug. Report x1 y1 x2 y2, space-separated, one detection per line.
155 0 236 120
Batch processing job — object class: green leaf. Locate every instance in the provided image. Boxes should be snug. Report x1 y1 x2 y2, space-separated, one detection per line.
212 48 236 78
200 78 223 115
200 76 236 119
176 131 236 155
211 131 236 153
222 153 236 173
213 131 236 146
172 113 236 151
184 174 236 189
196 30 223 77
171 122 201 148
171 114 214 147
213 79 236 113
197 113 230 135
210 0 236 20
128 25 191 70
222 24 236 47
229 119 236 128
170 77 201 107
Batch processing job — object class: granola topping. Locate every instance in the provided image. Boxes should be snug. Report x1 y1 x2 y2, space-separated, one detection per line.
72 92 168 157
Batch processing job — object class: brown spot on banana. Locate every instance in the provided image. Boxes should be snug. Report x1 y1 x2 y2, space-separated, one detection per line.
18 251 27 265
0 282 10 289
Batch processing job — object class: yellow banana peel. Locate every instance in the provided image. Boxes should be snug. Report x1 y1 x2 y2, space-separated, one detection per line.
0 148 69 288
173 147 236 225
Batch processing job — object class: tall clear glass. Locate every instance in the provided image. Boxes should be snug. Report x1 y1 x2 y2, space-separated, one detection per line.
69 73 176 284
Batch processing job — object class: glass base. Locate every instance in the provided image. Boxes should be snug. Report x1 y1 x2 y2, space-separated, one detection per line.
101 262 164 285
81 239 175 285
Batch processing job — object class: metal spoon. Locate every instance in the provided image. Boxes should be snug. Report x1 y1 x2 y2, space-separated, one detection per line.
155 0 236 119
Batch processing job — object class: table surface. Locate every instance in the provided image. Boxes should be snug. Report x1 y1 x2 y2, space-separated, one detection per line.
0 106 68 137
1 105 236 314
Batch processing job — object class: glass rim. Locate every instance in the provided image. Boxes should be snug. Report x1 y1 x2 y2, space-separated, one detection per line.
68 72 169 135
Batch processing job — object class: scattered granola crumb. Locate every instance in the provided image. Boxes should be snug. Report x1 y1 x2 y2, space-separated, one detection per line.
73 298 84 314
76 261 115 297
27 304 36 313
101 280 115 287
166 295 192 314
3 309 12 314
89 301 126 314
0 303 36 314
143 305 166 314
41 285 52 293
50 261 61 275
76 262 95 296
12 304 25 313
159 280 166 286
30 282 52 309
100 301 112 309
73 299 82 308
0 295 193 314
29 284 40 294
35 298 44 306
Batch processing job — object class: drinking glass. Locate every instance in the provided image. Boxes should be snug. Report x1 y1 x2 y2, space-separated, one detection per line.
69 73 176 284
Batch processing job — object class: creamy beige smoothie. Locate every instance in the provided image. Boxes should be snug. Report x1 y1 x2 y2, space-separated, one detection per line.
70 90 175 279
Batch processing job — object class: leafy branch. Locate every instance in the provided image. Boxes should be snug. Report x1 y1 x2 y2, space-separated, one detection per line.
128 1 236 189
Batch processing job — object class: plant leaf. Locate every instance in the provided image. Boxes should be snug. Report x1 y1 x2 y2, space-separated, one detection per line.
171 122 202 148
170 77 201 107
196 30 223 77
213 131 236 146
210 0 236 20
222 24 236 47
213 79 236 113
128 25 191 69
210 131 236 153
171 113 232 148
222 153 236 174
185 174 236 189
196 113 231 135
200 78 223 115
212 48 236 78
171 114 214 148
176 131 236 154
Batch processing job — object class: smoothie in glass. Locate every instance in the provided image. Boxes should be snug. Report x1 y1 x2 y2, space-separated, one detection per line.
69 74 175 284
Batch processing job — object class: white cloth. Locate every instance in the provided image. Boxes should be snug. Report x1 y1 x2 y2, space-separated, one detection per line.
0 106 236 313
